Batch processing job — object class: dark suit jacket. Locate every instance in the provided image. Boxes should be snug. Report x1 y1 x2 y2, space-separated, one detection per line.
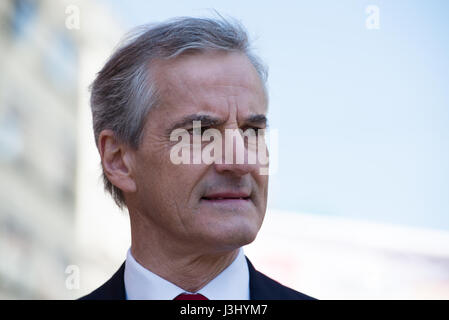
79 257 315 300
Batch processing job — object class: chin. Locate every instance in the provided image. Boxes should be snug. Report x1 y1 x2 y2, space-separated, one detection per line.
202 222 261 251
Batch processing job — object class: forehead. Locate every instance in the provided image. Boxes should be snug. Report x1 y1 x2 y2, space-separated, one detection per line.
150 50 267 121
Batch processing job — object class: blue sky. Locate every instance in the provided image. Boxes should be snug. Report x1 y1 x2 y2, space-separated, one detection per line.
101 0 449 231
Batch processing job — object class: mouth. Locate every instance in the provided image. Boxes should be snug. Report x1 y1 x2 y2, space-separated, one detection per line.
201 192 251 203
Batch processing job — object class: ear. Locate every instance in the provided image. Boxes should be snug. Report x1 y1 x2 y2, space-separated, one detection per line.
99 129 137 194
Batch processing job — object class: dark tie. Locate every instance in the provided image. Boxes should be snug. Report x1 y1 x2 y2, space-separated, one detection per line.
174 293 209 300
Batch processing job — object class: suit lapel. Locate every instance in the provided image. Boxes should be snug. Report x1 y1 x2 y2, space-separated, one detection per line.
246 256 277 300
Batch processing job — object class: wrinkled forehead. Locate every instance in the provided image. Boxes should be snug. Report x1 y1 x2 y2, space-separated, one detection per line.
151 50 268 117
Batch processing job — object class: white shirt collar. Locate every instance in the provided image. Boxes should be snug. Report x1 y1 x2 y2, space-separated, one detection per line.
124 247 250 300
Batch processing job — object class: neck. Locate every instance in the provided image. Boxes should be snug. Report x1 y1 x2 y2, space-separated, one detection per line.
129 214 240 293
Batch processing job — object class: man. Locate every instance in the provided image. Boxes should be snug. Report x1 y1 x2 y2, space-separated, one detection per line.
80 16 315 300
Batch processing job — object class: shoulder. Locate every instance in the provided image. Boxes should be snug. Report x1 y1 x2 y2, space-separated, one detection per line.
246 257 316 300
78 262 127 300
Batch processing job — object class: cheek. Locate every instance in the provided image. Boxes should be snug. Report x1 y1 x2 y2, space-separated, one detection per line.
255 173 269 195
145 156 208 206
169 163 208 197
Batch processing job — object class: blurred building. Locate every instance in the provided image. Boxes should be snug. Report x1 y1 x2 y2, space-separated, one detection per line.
0 0 124 299
245 210 449 299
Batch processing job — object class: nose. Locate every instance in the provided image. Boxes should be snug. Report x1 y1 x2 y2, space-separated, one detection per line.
213 128 261 176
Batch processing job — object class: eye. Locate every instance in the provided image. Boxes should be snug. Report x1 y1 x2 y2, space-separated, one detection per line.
187 126 209 135
241 126 264 136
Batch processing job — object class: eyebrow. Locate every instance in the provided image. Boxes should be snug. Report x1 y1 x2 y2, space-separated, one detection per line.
166 113 268 135
166 114 223 136
244 114 268 127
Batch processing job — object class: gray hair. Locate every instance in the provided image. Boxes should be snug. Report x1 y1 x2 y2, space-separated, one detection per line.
90 15 268 209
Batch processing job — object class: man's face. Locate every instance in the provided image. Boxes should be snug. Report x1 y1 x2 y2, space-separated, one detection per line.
128 51 269 253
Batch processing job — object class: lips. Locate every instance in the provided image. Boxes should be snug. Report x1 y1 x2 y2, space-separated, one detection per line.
201 192 251 201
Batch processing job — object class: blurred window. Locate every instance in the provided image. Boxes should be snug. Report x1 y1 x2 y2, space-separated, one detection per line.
11 0 37 39
0 107 23 163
